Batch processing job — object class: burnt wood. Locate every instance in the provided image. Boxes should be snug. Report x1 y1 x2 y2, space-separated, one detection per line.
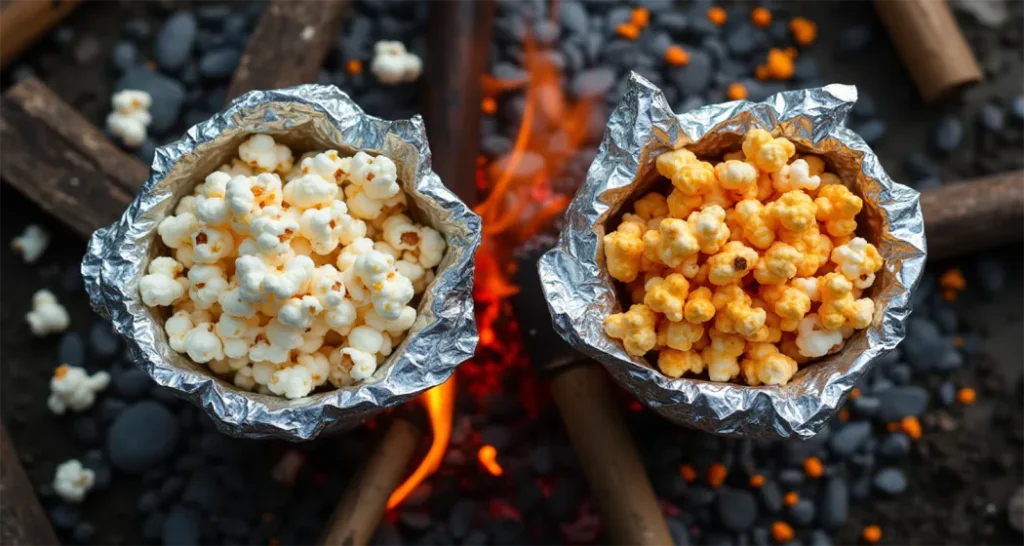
1 422 60 546
227 0 348 100
0 0 82 68
920 169 1024 260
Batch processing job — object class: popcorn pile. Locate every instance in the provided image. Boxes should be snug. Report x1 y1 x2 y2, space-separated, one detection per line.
602 129 882 386
105 89 152 149
142 134 445 399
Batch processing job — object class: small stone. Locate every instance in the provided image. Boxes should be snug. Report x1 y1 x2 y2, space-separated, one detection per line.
72 521 96 543
888 364 912 385
123 19 151 42
399 511 432 531
716 489 758 532
199 49 241 79
932 116 964 153
219 517 249 538
559 1 588 34
725 25 760 57
686 486 717 509
196 5 232 23
142 512 164 541
97 397 127 424
937 381 958 407
51 504 81 529
528 445 554 475
877 386 929 422
138 490 161 512
979 103 1006 132
159 475 185 500
111 41 138 73
107 401 180 473
829 422 872 457
163 507 201 546
116 67 186 134
156 11 198 72
977 255 1006 295
571 67 616 100
481 134 513 158
58 333 86 368
838 25 872 55
182 470 221 511
808 530 832 546
666 516 690 545
535 20 560 45
793 56 819 82
113 369 152 399
789 499 816 526
669 50 712 96
819 477 848 530
656 12 688 33
778 468 805 489
134 139 157 166
1010 96 1024 121
53 26 75 46
902 318 945 373
872 467 908 495
81 452 111 489
449 499 477 539
73 36 100 64
936 348 964 371
852 396 881 417
89 322 120 359
854 119 887 145
759 480 783 513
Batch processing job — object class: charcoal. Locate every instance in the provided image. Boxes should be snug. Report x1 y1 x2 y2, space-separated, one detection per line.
155 12 198 72
818 477 848 530
716 489 758 532
876 386 929 422
829 422 871 458
872 467 908 495
88 322 120 360
789 498 816 526
107 401 180 473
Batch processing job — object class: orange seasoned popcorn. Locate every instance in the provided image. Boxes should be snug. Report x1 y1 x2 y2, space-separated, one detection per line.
726 83 748 101
665 45 690 67
600 128 880 386
789 17 817 46
616 23 640 40
707 7 727 26
751 7 772 28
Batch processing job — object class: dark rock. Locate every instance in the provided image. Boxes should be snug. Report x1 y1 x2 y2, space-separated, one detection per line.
116 67 186 135
449 499 477 538
528 445 554 475
196 5 232 24
937 381 958 407
1008 486 1024 533
838 25 872 55
138 490 161 512
873 467 908 495
182 470 221 510
107 401 180 473
932 116 964 153
111 41 138 73
163 507 201 546
113 369 151 399
71 416 99 444
72 521 96 543
535 20 560 45
819 477 848 530
793 56 819 82
81 452 111 489
546 479 579 519
790 498 816 526
58 333 86 368
903 152 939 181
778 468 805 489
159 475 185 500
877 386 929 422
829 422 872 457
670 49 712 97
979 103 1006 132
492 62 527 82
977 255 1006 295
759 480 783 513
481 134 513 157
854 119 887 145
142 512 164 541
667 516 690 545
479 425 513 450
686 486 717 509
174 453 204 473
888 364 912 385
902 318 944 373
142 467 168 485
571 67 616 100
852 396 881 417
199 48 241 79
936 348 964 371
725 24 760 57
219 517 249 538
73 36 100 64
53 26 75 46
656 12 689 34
1011 96 1024 121
155 11 198 72
97 397 127 424
642 31 673 59
88 322 120 359
559 1 589 35
399 511 432 531
123 19 151 41
716 489 758 532
808 530 832 546
51 504 81 529
933 305 958 333
134 140 157 166
463 529 488 546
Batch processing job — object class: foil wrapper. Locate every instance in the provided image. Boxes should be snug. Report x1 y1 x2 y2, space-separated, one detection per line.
83 85 481 440
539 74 926 439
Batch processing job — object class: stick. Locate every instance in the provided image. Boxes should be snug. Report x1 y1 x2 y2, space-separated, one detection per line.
226 0 348 100
550 364 673 546
0 0 82 68
920 169 1024 260
1 423 60 546
875 0 982 102
320 419 422 546
0 78 148 238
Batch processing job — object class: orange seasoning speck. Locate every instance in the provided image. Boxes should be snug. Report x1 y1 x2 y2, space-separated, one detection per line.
665 45 690 66
54 364 70 379
900 416 922 440
751 7 772 28
765 48 795 79
804 456 824 478
755 65 771 81
943 289 958 302
346 59 363 75
783 491 799 507
727 83 748 100
839 408 851 422
940 268 967 291
707 463 728 488
772 521 795 543
862 525 882 544
616 23 641 40
680 464 697 483
850 387 861 400
789 17 817 46
707 7 727 26
481 97 497 115
953 336 964 348
886 421 900 433
631 7 650 28
957 387 976 405
750 474 766 488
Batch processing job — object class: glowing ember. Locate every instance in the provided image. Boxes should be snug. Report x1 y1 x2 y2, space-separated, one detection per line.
386 376 456 509
477 444 504 476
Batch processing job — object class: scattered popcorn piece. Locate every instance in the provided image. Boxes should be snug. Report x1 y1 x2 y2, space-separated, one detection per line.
53 459 95 503
11 224 49 264
604 304 658 357
26 289 70 336
47 365 110 414
831 237 883 289
106 90 152 148
139 257 188 307
239 134 293 174
795 314 843 358
371 40 423 84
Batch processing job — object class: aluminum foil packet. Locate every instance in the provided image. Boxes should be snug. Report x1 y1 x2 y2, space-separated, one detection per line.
539 74 926 439
83 85 481 441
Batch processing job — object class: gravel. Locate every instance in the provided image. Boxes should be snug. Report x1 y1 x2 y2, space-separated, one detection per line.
877 386 929 422
669 50 712 96
758 480 784 514
162 507 201 546
873 467 908 495
818 477 849 530
876 432 912 459
198 48 241 79
72 521 96 543
979 103 1006 132
829 421 872 457
115 67 186 136
58 333 86 368
112 369 152 400
838 25 872 55
933 115 965 153
790 498 816 526
716 489 758 532
51 504 81 530
155 12 198 72
571 67 617 100
107 401 180 473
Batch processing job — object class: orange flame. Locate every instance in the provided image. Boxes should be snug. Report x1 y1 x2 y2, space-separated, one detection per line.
386 375 456 509
477 445 504 476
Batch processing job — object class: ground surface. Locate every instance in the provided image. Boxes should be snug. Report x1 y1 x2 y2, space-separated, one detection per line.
1 1 1022 545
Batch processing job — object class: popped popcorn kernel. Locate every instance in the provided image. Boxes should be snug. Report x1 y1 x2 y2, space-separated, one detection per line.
604 304 658 357
634 192 669 220
656 149 698 180
831 237 883 289
701 328 745 382
814 183 862 237
644 274 690 322
706 241 758 285
795 313 842 358
671 161 717 196
27 289 70 337
53 459 96 503
657 320 705 352
715 160 758 192
772 159 820 193
743 129 795 173
684 286 716 323
603 221 645 282
658 349 704 378
239 134 293 174
11 224 49 264
740 342 798 386
753 242 804 285
766 190 816 233
688 205 731 254
667 188 704 219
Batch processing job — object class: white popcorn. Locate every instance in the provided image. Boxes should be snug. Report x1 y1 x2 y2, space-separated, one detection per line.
175 195 197 215
277 295 323 329
219 158 255 177
175 245 196 268
26 289 70 336
348 325 384 354
297 150 353 184
106 90 152 148
365 306 417 336
337 347 378 382
194 171 231 226
417 226 446 268
47 365 110 415
218 283 258 318
184 322 224 363
337 238 375 271
263 255 315 299
374 241 402 259
790 277 821 302
353 250 415 319
395 257 427 293
349 152 400 199
268 365 314 399
187 264 229 310
345 184 386 220
382 214 421 251
11 224 49 263
325 298 358 332
249 205 301 255
165 308 210 352
795 314 844 358
225 174 285 234
249 319 304 364
298 317 329 353
354 249 395 286
831 237 879 289
239 134 293 174
297 352 330 387
53 459 95 503
139 257 188 307
234 366 257 390
191 226 234 263
215 315 260 358
298 200 366 254
371 40 423 85
158 212 199 249
235 255 270 302
283 173 340 209
772 159 821 193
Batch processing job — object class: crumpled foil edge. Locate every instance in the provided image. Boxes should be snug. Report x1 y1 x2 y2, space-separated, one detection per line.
539 74 927 439
83 84 481 440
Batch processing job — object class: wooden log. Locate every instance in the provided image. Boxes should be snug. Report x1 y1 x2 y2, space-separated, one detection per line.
320 419 422 546
423 0 495 204
0 0 82 68
227 0 348 100
875 0 982 102
0 78 148 238
1 422 60 546
920 170 1024 260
